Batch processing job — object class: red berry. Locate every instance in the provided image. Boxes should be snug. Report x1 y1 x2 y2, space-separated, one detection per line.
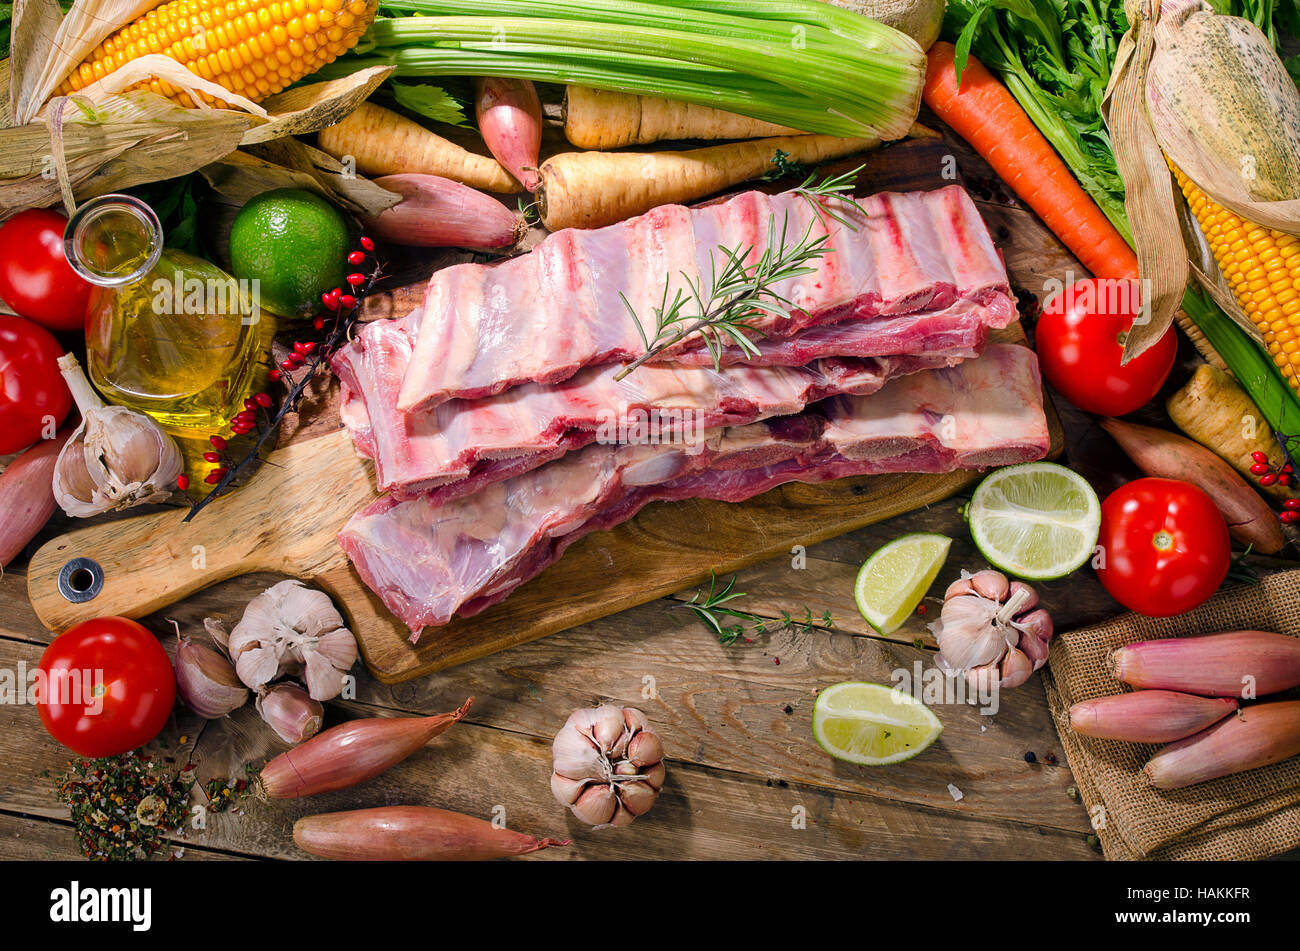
1282 511 1299 524
202 451 221 463
209 435 227 450
1285 464 1295 474
339 294 356 309
1252 450 1268 463
313 317 326 331
280 358 296 370
176 475 190 491
360 236 374 251
204 470 222 485
268 368 282 382
1250 462 1270 475
348 250 365 265
1261 473 1278 486
1280 474 1294 487
346 272 365 287
293 341 313 355
1284 498 1300 510
254 392 273 408
321 292 337 310
244 397 258 411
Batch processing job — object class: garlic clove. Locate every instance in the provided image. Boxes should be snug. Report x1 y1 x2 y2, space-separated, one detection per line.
590 705 626 753
1008 580 1040 613
627 730 664 767
570 784 617 825
999 646 1034 689
608 801 636 827
550 772 588 806
619 780 658 817
641 761 667 791
175 638 249 718
233 643 282 693
552 724 607 781
256 684 324 744
51 355 183 517
970 570 1010 601
314 629 359 671
303 648 349 702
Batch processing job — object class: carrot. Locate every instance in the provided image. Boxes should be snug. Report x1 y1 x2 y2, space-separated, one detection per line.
476 78 543 193
318 102 520 193
923 42 1138 281
563 85 806 149
538 131 895 232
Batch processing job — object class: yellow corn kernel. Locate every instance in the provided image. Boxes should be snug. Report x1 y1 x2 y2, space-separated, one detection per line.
55 0 374 107
1171 161 1300 394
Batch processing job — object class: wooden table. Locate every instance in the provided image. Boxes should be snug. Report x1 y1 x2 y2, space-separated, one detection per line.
2 129 1296 862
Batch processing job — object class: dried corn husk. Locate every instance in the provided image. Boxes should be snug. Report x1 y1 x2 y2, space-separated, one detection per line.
1 0 396 217
1104 0 1300 360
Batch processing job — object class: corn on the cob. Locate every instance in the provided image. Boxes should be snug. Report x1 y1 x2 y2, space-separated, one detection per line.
1171 162 1300 389
56 0 376 109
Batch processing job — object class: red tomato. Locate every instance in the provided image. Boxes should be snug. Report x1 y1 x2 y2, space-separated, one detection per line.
0 209 93 332
1096 478 1230 617
36 617 176 757
1036 278 1177 416
0 314 72 454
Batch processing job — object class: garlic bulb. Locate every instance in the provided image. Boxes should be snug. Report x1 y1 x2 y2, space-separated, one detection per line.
930 570 1054 690
221 580 357 701
256 683 324 744
550 705 666 827
174 636 249 719
52 354 183 517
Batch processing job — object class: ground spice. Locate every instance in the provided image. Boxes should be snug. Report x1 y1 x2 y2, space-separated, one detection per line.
55 752 192 861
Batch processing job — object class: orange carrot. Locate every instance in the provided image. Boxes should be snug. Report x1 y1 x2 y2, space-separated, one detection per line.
923 42 1138 281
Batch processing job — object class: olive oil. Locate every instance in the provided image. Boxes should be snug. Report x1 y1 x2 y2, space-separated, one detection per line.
68 195 267 434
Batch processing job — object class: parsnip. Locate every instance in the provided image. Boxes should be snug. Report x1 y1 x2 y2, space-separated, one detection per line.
1167 364 1299 504
318 102 520 193
538 130 918 232
563 86 806 149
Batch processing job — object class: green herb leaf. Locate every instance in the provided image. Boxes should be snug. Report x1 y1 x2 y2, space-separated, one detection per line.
391 81 469 127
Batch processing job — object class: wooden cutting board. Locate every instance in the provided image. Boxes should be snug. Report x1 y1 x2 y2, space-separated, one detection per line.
24 140 1064 683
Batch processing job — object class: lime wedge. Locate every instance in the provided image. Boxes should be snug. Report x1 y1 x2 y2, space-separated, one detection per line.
813 682 943 765
967 461 1100 580
854 532 951 634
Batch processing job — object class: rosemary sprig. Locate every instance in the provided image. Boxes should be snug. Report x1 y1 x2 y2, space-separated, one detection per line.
613 164 867 381
677 572 834 646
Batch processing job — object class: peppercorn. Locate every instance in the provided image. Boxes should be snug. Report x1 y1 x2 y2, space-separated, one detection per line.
1024 751 1037 763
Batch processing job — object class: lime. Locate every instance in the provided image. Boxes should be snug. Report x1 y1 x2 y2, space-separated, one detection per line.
854 532 951 634
813 682 943 765
967 461 1100 580
228 188 350 319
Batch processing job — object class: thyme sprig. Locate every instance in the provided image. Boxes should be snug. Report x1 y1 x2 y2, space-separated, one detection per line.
613 164 867 381
678 572 834 646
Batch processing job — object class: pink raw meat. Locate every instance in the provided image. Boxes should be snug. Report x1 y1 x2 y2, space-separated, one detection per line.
339 344 1049 637
396 185 1013 411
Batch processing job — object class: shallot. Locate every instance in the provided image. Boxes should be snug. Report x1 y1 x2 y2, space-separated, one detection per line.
0 429 70 567
1144 700 1300 789
1111 631 1300 698
260 698 473 798
1068 690 1238 743
475 77 543 192
359 174 528 250
292 805 568 860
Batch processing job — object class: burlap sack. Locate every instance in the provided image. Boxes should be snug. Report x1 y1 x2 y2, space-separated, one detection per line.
1042 569 1300 860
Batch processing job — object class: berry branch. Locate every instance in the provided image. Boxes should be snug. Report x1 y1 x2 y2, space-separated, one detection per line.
178 236 383 522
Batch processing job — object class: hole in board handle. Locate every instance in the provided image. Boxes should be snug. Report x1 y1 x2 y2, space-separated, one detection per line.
57 558 104 604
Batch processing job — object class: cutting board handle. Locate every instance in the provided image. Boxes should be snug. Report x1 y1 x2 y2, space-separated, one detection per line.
26 506 270 633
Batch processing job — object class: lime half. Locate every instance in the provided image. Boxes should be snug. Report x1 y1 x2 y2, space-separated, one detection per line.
854 532 951 634
967 462 1100 580
813 682 943 766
